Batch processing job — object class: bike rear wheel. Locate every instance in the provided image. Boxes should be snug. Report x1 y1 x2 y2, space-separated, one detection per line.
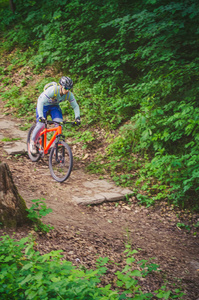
49 141 73 182
27 124 42 162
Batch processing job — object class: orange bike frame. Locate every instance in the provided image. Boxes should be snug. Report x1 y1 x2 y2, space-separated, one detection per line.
39 125 62 155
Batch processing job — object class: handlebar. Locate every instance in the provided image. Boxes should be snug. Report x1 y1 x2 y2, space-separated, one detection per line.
40 119 78 126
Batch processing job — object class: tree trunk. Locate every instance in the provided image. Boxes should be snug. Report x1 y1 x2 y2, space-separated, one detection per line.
9 0 16 13
0 162 29 228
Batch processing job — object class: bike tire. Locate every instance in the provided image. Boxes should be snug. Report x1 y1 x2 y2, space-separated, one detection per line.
27 124 41 162
49 141 73 182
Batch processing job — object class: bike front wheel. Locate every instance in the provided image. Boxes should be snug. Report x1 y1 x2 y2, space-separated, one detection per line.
49 141 73 182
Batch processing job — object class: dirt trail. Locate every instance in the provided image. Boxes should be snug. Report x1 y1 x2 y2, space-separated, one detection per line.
0 104 199 299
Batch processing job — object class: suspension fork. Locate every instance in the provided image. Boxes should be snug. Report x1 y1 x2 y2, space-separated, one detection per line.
55 134 65 163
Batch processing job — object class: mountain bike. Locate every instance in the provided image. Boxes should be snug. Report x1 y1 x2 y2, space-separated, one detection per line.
27 120 75 182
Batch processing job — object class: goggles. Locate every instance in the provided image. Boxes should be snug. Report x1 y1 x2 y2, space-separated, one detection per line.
63 86 71 90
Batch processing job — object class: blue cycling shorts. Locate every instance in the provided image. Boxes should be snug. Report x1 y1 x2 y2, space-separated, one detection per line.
36 105 63 122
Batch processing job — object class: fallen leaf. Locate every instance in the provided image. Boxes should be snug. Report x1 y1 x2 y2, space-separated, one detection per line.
123 206 131 211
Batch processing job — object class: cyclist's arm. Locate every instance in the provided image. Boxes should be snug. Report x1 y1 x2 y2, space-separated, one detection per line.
37 87 57 118
37 96 46 118
67 92 80 119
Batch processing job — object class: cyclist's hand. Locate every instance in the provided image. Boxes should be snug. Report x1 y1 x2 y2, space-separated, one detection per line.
75 117 81 126
39 117 46 123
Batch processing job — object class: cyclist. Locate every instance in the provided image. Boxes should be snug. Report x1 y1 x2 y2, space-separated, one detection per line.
30 76 80 154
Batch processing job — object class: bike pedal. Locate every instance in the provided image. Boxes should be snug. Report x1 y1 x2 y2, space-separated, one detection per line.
39 150 44 158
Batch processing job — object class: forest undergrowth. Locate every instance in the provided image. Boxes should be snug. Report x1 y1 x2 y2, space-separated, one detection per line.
0 1 199 298
0 0 199 211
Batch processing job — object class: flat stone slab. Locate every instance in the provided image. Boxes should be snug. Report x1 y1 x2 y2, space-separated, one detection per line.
73 188 133 206
0 119 16 129
98 192 126 202
0 113 28 154
0 127 27 141
73 194 106 205
3 141 27 155
11 129 27 141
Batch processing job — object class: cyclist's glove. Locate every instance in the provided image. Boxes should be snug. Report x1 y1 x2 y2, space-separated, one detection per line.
39 117 46 123
75 117 81 126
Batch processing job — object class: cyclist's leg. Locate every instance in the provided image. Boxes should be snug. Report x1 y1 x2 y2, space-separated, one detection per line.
40 105 63 151
49 105 63 123
48 105 63 152
30 112 44 154
31 108 47 143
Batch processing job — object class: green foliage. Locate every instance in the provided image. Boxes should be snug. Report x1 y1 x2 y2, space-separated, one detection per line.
115 245 184 299
0 0 199 209
176 222 191 232
26 199 54 233
0 235 110 300
74 130 96 149
0 237 184 299
1 137 20 142
136 194 155 207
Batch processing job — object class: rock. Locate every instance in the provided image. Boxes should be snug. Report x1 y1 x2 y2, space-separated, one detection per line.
100 192 125 202
3 141 27 155
73 195 106 206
